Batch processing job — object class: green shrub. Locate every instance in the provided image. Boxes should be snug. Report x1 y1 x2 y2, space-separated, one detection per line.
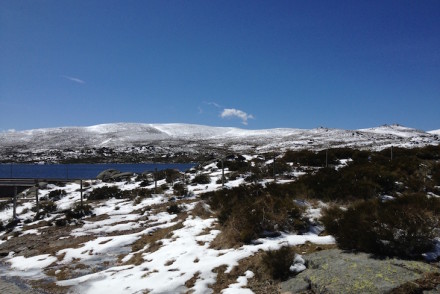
88 186 124 200
321 194 440 258
192 174 211 184
263 246 296 280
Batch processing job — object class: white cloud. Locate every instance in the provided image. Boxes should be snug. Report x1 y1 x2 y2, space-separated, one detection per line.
62 75 85 84
220 108 254 125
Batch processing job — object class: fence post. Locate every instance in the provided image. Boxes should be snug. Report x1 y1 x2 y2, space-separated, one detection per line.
35 180 39 214
273 155 276 182
154 167 158 193
326 148 328 168
13 186 17 219
221 159 225 188
80 180 83 207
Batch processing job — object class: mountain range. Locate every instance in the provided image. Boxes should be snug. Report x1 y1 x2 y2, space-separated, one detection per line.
1 123 439 162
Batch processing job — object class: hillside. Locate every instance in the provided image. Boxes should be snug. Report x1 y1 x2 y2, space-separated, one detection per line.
1 123 439 163
0 145 439 293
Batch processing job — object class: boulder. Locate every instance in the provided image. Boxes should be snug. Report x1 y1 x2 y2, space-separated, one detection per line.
96 169 120 181
281 249 439 294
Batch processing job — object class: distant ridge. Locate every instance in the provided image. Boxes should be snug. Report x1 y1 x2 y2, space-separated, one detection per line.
0 123 439 162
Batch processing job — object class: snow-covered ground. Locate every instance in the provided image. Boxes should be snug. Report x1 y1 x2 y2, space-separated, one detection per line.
0 161 334 294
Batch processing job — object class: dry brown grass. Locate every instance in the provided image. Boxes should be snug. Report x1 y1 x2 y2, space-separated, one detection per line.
209 251 282 293
190 202 213 219
123 222 184 266
185 271 201 293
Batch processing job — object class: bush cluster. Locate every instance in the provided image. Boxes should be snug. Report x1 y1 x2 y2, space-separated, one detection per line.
279 145 440 202
192 174 211 185
262 246 296 280
88 186 125 200
48 189 67 201
203 184 307 245
321 193 440 258
65 203 93 220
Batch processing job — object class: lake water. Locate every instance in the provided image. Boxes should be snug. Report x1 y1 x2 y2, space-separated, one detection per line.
0 163 196 179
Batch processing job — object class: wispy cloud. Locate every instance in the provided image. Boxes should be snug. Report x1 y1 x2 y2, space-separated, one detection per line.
62 75 85 84
204 101 221 108
220 108 254 125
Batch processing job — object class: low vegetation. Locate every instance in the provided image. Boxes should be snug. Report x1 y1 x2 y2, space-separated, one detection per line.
321 193 440 258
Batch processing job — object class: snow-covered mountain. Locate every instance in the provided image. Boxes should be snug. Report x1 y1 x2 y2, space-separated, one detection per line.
0 123 439 162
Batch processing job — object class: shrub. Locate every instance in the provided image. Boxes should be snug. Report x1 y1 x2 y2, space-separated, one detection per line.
192 174 211 185
321 193 440 258
173 183 187 196
65 203 93 219
203 184 307 245
139 180 151 187
48 189 67 201
88 186 124 200
33 201 57 215
167 204 183 214
263 246 296 281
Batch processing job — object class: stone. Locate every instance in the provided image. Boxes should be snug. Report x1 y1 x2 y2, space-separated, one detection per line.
280 249 439 294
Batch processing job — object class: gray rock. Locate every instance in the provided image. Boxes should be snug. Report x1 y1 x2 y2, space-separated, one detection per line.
96 169 120 181
111 172 134 181
281 249 439 294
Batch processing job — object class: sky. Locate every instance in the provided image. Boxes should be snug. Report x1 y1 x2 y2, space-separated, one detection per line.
1 0 439 131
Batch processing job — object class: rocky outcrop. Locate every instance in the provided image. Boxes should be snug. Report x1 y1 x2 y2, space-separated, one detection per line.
281 249 439 294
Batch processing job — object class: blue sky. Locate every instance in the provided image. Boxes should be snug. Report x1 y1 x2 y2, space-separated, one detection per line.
1 1 439 131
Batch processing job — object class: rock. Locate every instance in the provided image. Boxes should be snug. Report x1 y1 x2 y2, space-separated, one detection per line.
96 169 120 181
111 172 134 181
280 249 439 294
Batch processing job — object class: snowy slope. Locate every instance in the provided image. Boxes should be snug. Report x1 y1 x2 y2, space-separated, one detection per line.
0 123 439 158
428 129 440 136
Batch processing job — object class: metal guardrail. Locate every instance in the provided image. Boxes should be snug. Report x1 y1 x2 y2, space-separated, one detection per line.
0 178 79 187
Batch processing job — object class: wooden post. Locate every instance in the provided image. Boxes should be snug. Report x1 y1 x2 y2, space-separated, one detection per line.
35 181 39 214
13 186 17 219
80 180 83 207
221 159 225 188
154 167 158 193
326 148 328 168
390 145 393 161
273 155 276 182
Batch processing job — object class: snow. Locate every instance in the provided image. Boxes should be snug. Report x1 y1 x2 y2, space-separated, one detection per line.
1 123 438 162
289 254 306 274
222 271 255 294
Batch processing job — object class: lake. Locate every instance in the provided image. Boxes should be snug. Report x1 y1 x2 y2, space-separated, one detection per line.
0 163 196 179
